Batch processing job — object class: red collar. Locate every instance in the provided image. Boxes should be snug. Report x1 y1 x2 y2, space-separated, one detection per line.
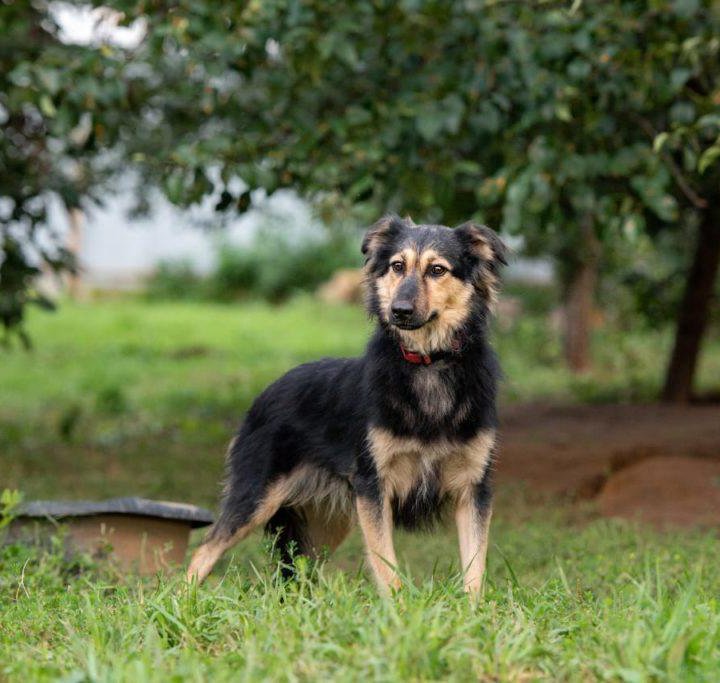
399 345 432 365
399 335 463 365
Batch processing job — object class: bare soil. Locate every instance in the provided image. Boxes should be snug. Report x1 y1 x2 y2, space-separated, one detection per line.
596 456 720 527
497 403 720 527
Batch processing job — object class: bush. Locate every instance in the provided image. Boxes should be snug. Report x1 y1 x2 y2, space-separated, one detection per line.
145 261 205 301
145 227 359 303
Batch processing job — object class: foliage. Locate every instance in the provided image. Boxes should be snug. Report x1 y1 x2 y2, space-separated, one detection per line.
475 3 699 274
0 236 57 348
208 237 355 303
0 2 144 342
604 223 720 328
102 1 720 248
144 260 205 301
3 1 720 350
0 489 23 532
103 0 719 386
146 226 358 303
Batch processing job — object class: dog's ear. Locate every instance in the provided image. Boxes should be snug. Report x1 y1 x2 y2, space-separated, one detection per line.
455 222 508 270
361 214 406 268
455 222 507 306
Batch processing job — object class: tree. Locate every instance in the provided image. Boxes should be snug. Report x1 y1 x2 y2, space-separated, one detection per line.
647 35 720 402
474 2 720 382
113 0 708 380
5 0 719 402
0 3 143 345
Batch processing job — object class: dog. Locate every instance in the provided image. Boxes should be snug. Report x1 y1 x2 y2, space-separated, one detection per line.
187 215 506 596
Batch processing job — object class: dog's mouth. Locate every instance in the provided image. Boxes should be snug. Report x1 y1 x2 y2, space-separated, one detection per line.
392 311 438 330
394 321 425 330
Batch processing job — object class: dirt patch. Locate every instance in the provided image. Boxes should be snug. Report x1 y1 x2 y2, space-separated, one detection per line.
596 456 720 528
496 403 720 525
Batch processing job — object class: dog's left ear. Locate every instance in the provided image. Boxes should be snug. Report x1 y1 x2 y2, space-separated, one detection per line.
455 222 508 270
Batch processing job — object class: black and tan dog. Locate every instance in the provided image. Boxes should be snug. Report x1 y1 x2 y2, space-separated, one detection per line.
187 215 506 596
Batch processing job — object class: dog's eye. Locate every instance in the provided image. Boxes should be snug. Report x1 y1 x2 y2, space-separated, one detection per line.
429 264 447 277
390 261 404 274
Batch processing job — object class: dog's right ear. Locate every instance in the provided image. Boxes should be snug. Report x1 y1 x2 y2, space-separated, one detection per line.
361 214 405 269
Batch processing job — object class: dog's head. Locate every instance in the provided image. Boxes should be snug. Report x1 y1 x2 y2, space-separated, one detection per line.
362 214 507 353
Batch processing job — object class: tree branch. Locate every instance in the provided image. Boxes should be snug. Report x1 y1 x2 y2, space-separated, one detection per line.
633 115 708 210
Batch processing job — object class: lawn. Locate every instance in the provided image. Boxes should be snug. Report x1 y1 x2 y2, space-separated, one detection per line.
2 502 718 681
1 297 719 681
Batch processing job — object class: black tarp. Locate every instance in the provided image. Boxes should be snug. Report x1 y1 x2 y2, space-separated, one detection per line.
17 497 214 528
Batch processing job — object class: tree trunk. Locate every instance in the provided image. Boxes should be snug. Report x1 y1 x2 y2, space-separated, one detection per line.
563 219 601 373
66 206 84 300
661 207 720 403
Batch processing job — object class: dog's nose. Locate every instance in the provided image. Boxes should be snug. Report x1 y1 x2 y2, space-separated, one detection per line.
391 300 414 320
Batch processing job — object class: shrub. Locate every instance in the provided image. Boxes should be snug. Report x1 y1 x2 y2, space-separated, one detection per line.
145 261 205 301
145 227 359 303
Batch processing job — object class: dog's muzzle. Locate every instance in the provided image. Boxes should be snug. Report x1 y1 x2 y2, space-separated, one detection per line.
390 304 437 330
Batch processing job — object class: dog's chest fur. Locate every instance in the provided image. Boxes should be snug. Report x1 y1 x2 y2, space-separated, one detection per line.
368 427 495 502
410 365 455 417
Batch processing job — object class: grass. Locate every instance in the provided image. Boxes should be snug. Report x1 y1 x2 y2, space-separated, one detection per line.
1 298 371 503
1 503 719 681
1 296 719 681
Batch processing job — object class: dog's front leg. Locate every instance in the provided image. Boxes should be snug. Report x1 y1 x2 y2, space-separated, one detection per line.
455 478 493 598
356 493 401 595
354 446 400 594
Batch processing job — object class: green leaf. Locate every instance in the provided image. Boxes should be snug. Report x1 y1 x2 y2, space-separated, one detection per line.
697 114 720 130
36 67 61 95
0 489 24 530
670 68 691 91
39 94 56 117
653 132 670 153
698 144 720 174
555 104 572 122
670 101 696 124
345 106 372 126
348 174 374 200
672 0 700 19
416 107 444 142
164 171 185 204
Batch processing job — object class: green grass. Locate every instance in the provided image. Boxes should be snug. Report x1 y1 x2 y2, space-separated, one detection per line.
2 503 719 681
1 297 720 681
3 296 718 422
1 298 372 503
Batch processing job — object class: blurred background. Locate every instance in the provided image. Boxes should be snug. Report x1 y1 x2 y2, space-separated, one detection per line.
2 1 719 530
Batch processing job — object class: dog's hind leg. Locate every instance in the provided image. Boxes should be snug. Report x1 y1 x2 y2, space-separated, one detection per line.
186 528 246 584
265 506 308 577
302 503 352 558
187 514 271 584
265 496 352 576
186 474 298 583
